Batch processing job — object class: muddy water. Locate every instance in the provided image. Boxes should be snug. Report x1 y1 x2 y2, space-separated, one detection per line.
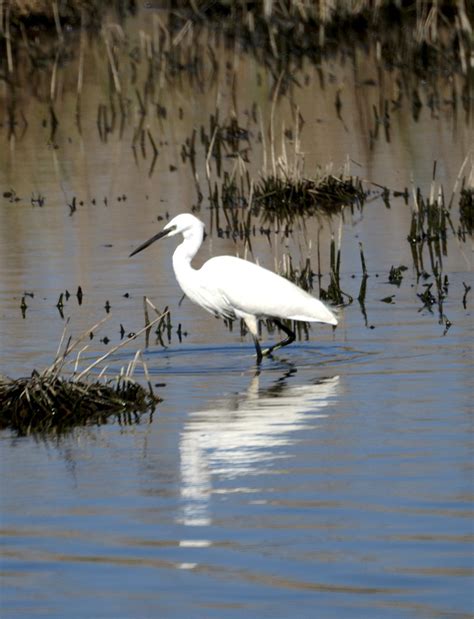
1 10 473 618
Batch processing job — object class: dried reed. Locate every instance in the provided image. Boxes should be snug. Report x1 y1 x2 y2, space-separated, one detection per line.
0 311 167 435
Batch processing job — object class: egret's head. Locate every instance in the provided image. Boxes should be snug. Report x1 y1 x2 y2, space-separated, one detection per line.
129 213 205 257
164 213 204 238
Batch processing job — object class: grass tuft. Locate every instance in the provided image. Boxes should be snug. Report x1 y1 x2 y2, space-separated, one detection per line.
0 311 165 436
458 187 473 238
0 372 158 436
254 174 366 225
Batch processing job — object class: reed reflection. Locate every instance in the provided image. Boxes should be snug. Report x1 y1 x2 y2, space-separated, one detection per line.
178 371 339 527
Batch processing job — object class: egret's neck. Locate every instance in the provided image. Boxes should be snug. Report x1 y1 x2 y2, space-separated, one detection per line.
172 230 203 291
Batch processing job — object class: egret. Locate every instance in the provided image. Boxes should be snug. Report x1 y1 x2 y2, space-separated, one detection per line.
130 213 338 362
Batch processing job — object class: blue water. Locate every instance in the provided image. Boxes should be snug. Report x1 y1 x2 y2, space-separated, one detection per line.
2 286 473 617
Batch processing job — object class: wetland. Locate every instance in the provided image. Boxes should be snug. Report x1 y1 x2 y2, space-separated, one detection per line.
0 2 473 617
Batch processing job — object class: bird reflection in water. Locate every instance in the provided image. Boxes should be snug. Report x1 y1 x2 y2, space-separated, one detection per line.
178 369 340 527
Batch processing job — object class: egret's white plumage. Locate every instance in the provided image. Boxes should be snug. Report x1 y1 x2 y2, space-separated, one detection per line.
130 213 337 361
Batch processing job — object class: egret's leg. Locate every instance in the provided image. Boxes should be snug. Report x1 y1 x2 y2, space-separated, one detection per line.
253 337 263 364
240 313 263 363
263 319 296 356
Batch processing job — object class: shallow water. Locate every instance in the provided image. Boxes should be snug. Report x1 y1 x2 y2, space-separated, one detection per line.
1 8 473 618
2 324 472 618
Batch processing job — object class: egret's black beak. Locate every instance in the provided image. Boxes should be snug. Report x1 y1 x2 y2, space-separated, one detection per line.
129 226 175 257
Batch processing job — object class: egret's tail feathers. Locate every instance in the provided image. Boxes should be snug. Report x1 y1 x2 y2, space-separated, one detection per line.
325 313 338 327
290 314 338 326
288 301 338 326
321 307 338 326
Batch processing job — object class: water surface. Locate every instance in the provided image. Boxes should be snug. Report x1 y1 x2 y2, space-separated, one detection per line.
1 9 473 618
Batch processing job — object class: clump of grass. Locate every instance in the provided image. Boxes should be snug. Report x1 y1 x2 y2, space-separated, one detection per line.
254 174 366 226
320 235 353 306
406 165 463 331
0 312 165 436
0 372 156 435
407 183 453 278
458 186 473 238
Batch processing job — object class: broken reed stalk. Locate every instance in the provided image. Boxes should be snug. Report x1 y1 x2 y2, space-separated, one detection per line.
52 0 63 42
206 124 219 182
259 106 268 176
5 3 13 74
143 296 169 348
77 9 85 98
50 49 60 102
327 235 342 303
143 295 151 347
75 311 167 380
270 71 284 177
138 350 154 397
357 241 368 309
103 27 121 94
359 241 367 276
49 314 111 377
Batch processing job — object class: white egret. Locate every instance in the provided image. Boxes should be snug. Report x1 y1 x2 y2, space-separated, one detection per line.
130 213 338 362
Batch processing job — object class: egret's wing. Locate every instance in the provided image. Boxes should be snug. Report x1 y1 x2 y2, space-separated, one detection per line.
201 256 337 324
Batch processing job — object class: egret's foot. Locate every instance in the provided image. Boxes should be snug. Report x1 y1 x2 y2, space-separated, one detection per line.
253 347 274 364
262 320 296 358
259 339 290 358
253 321 296 363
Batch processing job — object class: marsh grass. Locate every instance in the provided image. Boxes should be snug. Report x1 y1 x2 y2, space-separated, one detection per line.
3 1 125 28
458 186 473 238
2 0 470 103
0 310 166 436
0 372 156 436
405 157 474 330
254 173 366 225
169 0 472 80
